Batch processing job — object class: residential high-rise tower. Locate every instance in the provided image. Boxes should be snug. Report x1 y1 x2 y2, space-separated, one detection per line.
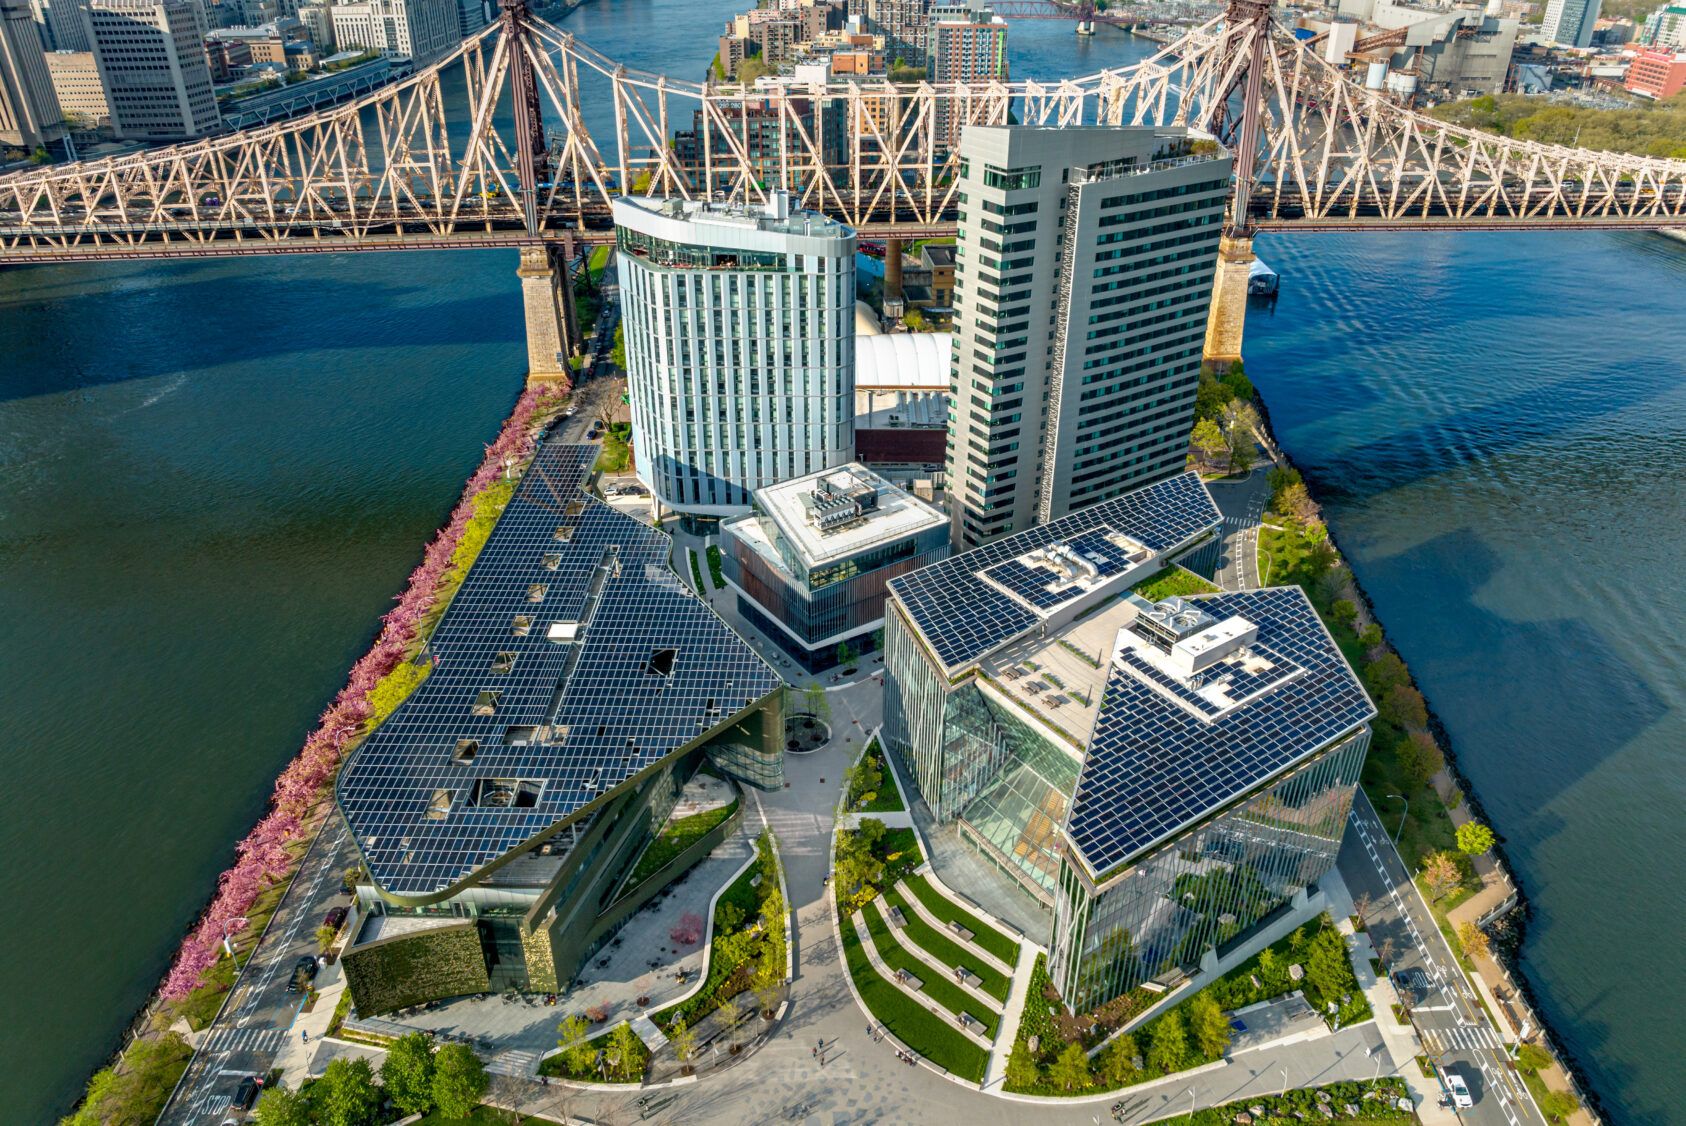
1541 0 1602 47
614 194 857 520
944 125 1231 549
1 0 65 149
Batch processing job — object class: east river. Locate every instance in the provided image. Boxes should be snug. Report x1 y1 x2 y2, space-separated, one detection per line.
1 2 1682 1120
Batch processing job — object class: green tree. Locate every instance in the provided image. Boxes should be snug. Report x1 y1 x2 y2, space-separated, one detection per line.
800 681 830 721
315 923 338 950
607 1021 645 1081
380 1032 437 1115
1358 623 1383 649
1276 481 1319 524
1186 993 1232 1060
671 1016 698 1066
557 1014 595 1076
431 1042 489 1119
1457 920 1490 960
1456 821 1495 856
1267 465 1302 507
737 55 772 82
1145 1010 1189 1074
1382 684 1429 730
753 947 784 1015
1220 367 1253 401
1004 1042 1040 1090
1195 368 1233 421
1331 599 1358 626
1539 1088 1581 1122
254 1087 312 1126
1097 1033 1139 1087
1397 729 1444 788
1364 653 1410 697
1228 436 1255 474
316 1057 381 1126
1191 418 1227 467
610 323 626 368
1514 1042 1552 1072
717 900 746 932
1048 1041 1092 1091
718 995 743 1038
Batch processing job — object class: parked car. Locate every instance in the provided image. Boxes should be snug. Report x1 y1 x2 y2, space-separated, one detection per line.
322 906 347 931
231 1074 263 1111
1444 1069 1473 1109
1393 967 1431 1004
287 955 317 993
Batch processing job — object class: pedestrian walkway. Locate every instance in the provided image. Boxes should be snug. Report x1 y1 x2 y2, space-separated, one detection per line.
985 941 1041 1089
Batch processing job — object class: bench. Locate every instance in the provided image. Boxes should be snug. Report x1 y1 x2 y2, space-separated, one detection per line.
946 920 975 942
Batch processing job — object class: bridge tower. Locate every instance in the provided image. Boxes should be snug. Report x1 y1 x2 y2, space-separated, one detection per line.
503 0 578 385
1203 0 1271 369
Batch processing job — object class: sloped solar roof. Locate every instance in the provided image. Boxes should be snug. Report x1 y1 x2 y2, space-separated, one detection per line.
887 472 1221 672
1066 587 1374 879
337 443 780 898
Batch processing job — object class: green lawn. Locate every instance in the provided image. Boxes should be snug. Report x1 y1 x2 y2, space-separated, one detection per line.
862 900 1000 1036
880 888 1010 1002
900 873 1020 965
687 550 706 594
841 911 989 1082
1130 565 1218 602
622 799 738 891
705 544 726 589
851 739 905 813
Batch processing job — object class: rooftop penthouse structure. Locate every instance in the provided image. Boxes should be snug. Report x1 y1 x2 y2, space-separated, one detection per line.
721 462 948 670
882 473 1374 1010
334 443 784 1010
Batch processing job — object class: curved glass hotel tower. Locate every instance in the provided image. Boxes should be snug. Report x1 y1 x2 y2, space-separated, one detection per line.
613 194 857 519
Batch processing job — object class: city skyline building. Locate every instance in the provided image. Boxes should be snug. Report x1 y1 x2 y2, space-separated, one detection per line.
83 0 219 139
44 46 104 128
29 0 89 50
943 125 1231 549
329 0 458 64
926 0 1007 146
1541 0 1602 46
881 474 1374 1010
1 0 65 150
720 462 949 670
614 193 857 521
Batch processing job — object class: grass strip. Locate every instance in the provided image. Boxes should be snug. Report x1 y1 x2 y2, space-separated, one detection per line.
900 873 1020 966
862 900 1000 1036
706 544 726 589
687 550 706 593
881 888 1010 1002
623 800 738 890
841 911 989 1082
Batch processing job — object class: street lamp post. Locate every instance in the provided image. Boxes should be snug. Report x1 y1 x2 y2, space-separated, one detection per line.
1389 793 1409 845
1185 1087 1196 1123
1279 1068 1289 1098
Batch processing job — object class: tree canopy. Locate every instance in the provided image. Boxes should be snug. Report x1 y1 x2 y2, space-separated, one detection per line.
1456 821 1495 856
431 1042 489 1119
1430 92 1686 160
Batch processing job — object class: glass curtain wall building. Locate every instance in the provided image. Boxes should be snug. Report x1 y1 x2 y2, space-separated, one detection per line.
883 481 1374 1012
945 124 1231 549
614 193 857 521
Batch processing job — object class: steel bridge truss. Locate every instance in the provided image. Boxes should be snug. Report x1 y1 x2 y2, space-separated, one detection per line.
1 2 1682 263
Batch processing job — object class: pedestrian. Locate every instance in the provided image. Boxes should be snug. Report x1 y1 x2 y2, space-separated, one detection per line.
811 1046 818 1060
300 1030 308 1043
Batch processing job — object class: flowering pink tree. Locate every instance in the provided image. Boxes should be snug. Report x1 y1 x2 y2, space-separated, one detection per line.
159 387 566 1000
670 912 705 947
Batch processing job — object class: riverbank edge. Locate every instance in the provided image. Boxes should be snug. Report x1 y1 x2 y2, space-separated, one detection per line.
65 379 571 1123
1249 389 1606 1123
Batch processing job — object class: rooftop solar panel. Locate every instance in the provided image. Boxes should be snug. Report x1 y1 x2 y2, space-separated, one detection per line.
888 472 1221 671
336 442 782 897
1066 587 1375 879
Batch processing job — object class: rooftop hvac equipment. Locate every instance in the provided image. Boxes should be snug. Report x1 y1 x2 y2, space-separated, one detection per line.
806 471 881 532
1134 596 1218 652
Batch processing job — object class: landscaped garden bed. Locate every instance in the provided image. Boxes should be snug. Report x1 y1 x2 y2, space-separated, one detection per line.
899 873 1020 966
844 737 904 812
621 796 740 891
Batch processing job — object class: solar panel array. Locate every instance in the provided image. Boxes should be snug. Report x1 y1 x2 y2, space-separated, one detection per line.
888 472 1221 671
337 443 782 897
982 558 1084 612
1067 587 1375 878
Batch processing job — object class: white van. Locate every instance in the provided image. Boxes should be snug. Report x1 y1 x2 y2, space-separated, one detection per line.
1445 1070 1474 1109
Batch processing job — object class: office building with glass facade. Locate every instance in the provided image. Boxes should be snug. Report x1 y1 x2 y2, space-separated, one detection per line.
721 462 949 671
883 475 1374 1011
614 193 857 522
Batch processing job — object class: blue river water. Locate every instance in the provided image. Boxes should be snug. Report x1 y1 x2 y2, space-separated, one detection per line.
0 5 1681 1121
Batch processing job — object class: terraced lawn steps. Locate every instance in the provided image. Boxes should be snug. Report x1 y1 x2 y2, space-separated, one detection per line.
852 910 996 1048
863 899 1002 1034
894 876 1018 975
880 887 1011 1002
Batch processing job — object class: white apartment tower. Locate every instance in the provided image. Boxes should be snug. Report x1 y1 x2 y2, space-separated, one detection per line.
945 126 1232 548
83 0 219 139
329 0 458 63
613 194 857 519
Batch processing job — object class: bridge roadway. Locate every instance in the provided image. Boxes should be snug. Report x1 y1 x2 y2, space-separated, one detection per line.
1 187 1681 265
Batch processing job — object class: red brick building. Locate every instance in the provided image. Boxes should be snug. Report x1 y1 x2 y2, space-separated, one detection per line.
1624 47 1686 97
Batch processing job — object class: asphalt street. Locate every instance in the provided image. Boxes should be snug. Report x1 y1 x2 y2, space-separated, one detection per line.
1210 465 1270 592
1338 792 1545 1126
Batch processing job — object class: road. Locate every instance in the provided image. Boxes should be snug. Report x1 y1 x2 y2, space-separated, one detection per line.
1210 465 1270 592
1339 792 1546 1126
161 822 356 1124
